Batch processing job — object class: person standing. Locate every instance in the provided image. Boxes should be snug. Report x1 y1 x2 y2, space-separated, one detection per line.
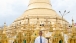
35 31 47 43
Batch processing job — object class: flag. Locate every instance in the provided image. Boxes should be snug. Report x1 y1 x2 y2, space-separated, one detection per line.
74 23 76 26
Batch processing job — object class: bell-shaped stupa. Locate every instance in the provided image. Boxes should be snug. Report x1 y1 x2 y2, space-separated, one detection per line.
12 0 68 26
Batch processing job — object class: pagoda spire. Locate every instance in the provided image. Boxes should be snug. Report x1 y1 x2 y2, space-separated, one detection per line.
72 18 74 26
28 0 52 9
4 22 7 27
71 18 75 33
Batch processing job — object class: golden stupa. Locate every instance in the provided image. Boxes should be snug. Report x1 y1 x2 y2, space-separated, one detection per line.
12 0 68 25
0 0 76 43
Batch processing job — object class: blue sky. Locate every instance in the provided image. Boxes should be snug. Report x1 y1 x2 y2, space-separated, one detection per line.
0 0 76 26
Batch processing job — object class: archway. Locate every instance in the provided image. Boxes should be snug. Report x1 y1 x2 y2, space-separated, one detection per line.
59 40 62 43
23 40 26 43
13 41 17 43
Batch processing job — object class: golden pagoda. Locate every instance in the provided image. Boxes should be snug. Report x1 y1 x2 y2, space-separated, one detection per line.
0 0 76 43
12 0 68 25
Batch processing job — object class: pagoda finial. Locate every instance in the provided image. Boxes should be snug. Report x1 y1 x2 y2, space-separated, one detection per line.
71 18 75 33
72 17 74 26
4 22 6 24
4 22 6 27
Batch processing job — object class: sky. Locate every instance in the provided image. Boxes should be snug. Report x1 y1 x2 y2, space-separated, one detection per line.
0 0 76 26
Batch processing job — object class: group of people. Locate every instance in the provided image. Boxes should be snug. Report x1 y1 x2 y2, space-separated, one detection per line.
34 31 47 43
